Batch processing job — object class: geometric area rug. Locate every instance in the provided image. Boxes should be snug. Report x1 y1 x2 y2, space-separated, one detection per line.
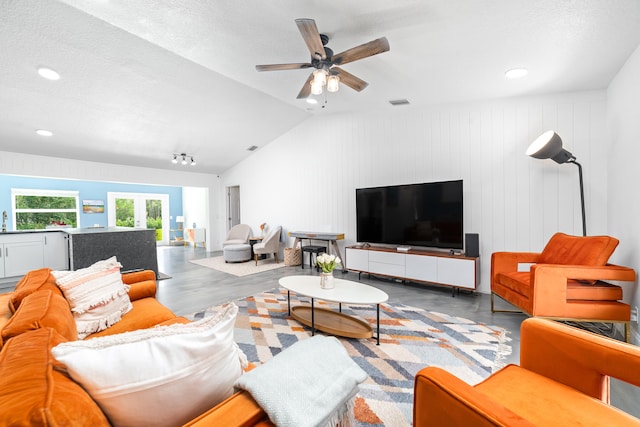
188 288 512 427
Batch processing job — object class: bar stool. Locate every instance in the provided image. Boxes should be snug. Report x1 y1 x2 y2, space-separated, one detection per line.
301 242 326 271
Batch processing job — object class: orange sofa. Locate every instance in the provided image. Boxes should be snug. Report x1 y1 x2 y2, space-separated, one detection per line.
0 268 278 426
414 317 640 426
491 232 636 341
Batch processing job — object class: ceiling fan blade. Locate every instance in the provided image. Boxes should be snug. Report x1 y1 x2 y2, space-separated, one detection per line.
332 67 368 92
332 37 390 66
296 72 315 99
256 63 312 72
295 18 326 60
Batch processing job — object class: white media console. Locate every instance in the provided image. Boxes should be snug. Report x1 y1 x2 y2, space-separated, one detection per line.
345 245 479 291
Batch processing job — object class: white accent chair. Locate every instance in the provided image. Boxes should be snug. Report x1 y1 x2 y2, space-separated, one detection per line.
223 224 251 247
254 226 282 265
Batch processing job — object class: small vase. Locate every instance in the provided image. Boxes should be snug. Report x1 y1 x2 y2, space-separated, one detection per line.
320 272 334 289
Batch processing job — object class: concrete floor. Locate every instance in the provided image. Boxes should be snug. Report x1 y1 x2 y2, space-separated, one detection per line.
1 244 636 419
155 245 638 419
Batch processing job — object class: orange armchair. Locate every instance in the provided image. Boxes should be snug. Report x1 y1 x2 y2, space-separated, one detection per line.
491 232 636 341
413 318 640 426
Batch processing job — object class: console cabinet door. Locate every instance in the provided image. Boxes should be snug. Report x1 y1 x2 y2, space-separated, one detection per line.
405 254 438 283
345 247 368 271
437 257 476 289
368 251 405 277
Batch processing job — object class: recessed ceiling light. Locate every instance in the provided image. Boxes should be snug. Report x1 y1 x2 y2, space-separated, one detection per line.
36 129 53 137
37 67 60 80
505 68 528 79
306 98 318 105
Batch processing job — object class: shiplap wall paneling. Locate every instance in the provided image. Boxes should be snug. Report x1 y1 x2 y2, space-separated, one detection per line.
222 92 608 293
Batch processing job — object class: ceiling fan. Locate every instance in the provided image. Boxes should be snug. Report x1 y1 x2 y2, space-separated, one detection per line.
256 18 390 99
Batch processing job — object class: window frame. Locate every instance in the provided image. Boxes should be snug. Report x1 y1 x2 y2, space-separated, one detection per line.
11 188 80 230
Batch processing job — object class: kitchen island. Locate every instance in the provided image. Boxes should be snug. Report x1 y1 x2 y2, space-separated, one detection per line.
65 227 158 276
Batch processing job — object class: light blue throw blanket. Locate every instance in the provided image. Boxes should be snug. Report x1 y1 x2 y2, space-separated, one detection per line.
234 335 368 427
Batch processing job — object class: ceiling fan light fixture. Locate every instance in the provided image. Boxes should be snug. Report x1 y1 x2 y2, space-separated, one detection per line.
190 157 196 166
311 80 323 95
36 129 53 137
313 69 327 86
306 98 318 104
327 75 340 92
171 155 178 164
181 155 188 165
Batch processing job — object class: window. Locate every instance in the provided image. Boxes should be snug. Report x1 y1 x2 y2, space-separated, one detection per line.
11 189 79 230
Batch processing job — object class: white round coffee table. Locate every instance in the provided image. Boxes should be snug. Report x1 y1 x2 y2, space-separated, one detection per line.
279 275 389 345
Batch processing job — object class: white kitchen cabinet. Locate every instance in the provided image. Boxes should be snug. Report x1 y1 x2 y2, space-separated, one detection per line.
0 233 45 278
43 231 69 271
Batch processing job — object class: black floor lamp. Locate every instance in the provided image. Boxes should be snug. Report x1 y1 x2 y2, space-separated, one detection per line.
526 130 587 236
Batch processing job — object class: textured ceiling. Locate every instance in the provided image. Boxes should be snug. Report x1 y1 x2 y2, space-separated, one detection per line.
1 0 640 174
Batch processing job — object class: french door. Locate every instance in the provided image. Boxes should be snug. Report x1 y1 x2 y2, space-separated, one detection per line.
107 192 170 245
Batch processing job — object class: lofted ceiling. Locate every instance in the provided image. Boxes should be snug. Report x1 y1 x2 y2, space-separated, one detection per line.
1 0 640 174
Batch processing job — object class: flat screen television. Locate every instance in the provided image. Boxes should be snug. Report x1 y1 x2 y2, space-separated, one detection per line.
356 180 463 250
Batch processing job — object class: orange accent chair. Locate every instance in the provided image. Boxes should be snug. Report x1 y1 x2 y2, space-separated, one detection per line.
413 318 640 426
491 232 636 341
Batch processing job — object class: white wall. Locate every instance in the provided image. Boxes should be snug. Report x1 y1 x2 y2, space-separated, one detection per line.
222 91 610 294
0 151 223 251
607 43 640 344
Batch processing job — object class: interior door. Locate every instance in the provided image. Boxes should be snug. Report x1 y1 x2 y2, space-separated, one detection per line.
107 192 169 245
227 186 240 230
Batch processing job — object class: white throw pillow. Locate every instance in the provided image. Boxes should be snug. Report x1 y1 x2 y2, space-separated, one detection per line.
51 303 245 427
52 256 132 338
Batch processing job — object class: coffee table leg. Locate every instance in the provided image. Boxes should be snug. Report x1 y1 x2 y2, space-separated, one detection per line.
311 298 315 336
376 303 380 345
287 290 291 315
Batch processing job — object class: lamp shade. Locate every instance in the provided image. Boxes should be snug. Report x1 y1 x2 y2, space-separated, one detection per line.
526 130 574 164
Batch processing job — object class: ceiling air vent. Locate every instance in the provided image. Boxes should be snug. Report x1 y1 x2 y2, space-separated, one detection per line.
389 99 410 106
246 145 258 151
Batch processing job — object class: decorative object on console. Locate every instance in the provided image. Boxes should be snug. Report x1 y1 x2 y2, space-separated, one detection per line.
527 130 586 236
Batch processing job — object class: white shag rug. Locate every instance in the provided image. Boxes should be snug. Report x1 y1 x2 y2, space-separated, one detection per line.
189 256 286 277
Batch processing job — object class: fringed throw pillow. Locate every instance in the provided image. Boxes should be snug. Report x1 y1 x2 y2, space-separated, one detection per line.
52 256 132 338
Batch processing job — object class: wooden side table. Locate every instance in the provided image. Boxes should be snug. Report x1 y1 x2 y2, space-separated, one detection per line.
249 236 265 259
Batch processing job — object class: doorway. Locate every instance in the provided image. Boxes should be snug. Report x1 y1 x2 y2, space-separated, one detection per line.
227 186 240 231
107 192 170 245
